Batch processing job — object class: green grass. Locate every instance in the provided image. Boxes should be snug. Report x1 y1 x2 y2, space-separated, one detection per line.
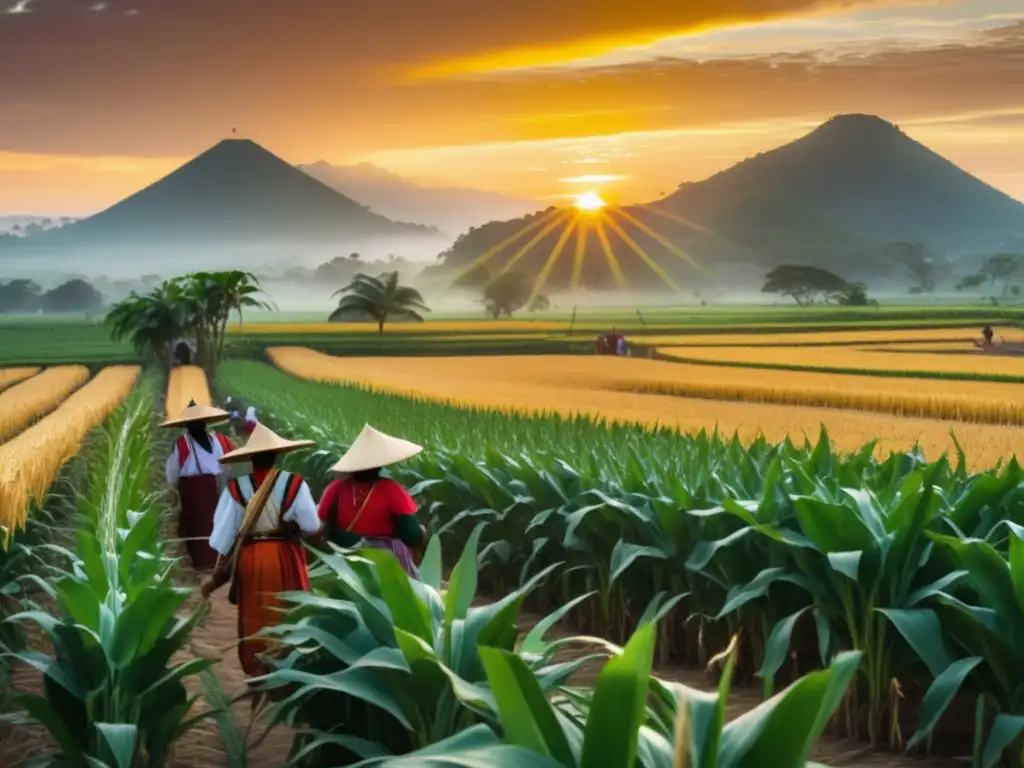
0 303 1017 366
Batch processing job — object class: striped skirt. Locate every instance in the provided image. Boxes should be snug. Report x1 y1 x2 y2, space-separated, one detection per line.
359 537 420 580
236 539 310 677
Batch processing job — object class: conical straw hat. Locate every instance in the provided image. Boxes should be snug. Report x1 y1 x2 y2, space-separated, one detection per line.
160 400 230 428
218 423 315 464
330 425 422 473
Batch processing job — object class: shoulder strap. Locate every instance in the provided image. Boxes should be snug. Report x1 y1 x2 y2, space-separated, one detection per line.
176 436 190 469
227 468 282 586
282 473 304 511
227 476 253 506
214 433 233 454
345 483 376 533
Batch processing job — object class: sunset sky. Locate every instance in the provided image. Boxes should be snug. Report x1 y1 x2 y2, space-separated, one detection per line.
1 0 1022 215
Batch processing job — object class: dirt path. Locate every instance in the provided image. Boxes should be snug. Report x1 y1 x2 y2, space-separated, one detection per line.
170 571 293 768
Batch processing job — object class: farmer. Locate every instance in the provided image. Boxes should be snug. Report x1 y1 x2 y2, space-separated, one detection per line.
317 424 427 578
162 400 236 570
982 325 994 347
242 406 259 436
200 424 320 693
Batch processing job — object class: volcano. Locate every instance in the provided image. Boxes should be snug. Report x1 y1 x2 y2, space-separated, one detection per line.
655 114 1024 251
431 114 1024 293
33 139 436 246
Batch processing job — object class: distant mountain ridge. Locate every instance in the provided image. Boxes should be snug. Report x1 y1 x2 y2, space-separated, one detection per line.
298 160 543 237
656 114 1024 251
430 115 1024 293
28 139 437 247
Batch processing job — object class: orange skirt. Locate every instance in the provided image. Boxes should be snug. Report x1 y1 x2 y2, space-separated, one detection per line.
235 539 310 677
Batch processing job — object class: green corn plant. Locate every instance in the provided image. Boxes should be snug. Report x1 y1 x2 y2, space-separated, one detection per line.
884 522 1024 767
219 360 1024 762
348 624 861 767
257 526 607 766
3 387 213 767
697 460 960 746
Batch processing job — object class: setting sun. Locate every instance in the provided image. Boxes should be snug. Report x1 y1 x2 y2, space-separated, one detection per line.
575 191 607 212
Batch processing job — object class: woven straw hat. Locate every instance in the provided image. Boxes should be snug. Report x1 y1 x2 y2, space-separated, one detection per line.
218 423 314 464
330 425 422 473
160 400 230 429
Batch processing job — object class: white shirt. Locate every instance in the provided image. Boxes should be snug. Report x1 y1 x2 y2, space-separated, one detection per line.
208 472 320 556
165 433 227 486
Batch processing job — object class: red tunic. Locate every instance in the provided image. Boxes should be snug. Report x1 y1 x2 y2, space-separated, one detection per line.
317 478 416 537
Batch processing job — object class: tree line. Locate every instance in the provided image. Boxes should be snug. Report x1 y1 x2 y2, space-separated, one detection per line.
0 278 104 314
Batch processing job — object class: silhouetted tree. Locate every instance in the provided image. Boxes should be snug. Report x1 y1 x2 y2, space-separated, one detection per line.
836 282 874 306
482 271 532 318
528 294 550 312
0 279 42 313
887 241 937 293
761 265 849 305
980 254 1023 296
330 271 429 333
40 279 103 313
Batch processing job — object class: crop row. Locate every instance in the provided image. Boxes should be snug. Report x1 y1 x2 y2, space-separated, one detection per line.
219 360 1024 763
658 344 1024 380
267 347 1024 470
165 364 215 417
0 366 140 535
0 366 90 443
2 377 222 766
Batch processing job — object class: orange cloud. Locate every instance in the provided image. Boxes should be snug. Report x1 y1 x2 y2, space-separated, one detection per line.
403 0 942 78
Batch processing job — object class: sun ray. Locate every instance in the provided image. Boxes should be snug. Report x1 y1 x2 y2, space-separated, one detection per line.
602 213 682 292
571 220 589 291
497 210 574 278
531 218 578 302
639 204 755 257
594 216 628 289
639 204 713 235
446 208 563 289
612 207 708 275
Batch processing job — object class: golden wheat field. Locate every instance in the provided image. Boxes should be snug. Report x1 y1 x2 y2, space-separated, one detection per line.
658 345 1024 378
0 366 140 535
268 347 1023 469
0 365 91 443
165 365 214 419
0 367 40 393
233 321 576 335
635 327 1024 347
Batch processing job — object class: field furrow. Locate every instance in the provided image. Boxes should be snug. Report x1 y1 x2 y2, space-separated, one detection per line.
268 347 1022 469
0 365 140 534
658 344 1024 379
165 364 215 418
0 365 91 443
0 367 41 393
637 327 1024 347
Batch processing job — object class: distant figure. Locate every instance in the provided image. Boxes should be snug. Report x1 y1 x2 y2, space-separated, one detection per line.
616 334 626 356
242 406 258 436
162 401 235 570
982 325 994 347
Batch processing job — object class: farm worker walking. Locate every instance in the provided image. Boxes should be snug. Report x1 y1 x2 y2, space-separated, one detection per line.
317 424 427 579
162 400 236 570
243 406 259 436
200 424 320 693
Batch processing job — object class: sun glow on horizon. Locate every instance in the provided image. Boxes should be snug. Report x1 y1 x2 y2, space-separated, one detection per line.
575 190 607 211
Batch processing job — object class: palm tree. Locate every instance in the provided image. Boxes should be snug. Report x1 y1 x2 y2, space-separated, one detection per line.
330 271 429 333
180 271 274 367
105 281 188 373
